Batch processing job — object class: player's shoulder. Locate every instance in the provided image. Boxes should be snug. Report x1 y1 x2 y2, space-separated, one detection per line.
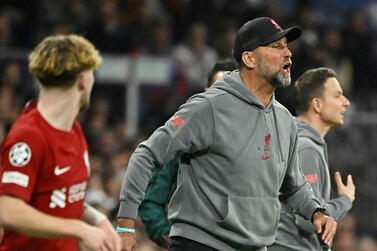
1 112 48 168
12 110 44 135
4 110 46 148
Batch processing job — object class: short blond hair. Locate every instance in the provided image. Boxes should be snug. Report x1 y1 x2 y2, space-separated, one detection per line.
28 34 102 87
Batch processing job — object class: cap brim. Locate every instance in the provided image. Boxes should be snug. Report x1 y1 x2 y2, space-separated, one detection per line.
261 26 302 45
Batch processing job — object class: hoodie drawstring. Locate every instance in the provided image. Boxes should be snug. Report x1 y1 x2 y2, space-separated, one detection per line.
272 106 285 162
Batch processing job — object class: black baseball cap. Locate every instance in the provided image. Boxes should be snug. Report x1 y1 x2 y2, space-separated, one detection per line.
233 17 302 62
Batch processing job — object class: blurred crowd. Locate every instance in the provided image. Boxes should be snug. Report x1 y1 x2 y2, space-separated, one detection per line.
1 0 377 250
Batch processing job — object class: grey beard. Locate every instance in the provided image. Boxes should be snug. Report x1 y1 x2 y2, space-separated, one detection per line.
271 73 291 87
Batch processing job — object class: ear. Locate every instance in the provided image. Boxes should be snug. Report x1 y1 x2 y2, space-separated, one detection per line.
312 98 322 114
77 73 85 91
241 51 255 69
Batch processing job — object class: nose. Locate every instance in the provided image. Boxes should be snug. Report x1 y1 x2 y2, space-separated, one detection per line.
343 96 351 107
284 47 292 58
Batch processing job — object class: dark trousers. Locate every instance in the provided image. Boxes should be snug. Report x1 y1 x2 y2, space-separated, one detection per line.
168 236 218 251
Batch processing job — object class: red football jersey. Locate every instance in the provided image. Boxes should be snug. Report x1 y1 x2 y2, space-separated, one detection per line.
0 103 90 251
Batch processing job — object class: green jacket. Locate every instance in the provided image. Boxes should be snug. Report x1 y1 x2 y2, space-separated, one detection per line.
138 158 179 245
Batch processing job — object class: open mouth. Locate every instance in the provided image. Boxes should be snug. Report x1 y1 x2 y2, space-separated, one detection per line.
282 62 291 74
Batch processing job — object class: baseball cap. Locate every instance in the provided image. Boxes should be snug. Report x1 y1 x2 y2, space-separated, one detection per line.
233 17 302 62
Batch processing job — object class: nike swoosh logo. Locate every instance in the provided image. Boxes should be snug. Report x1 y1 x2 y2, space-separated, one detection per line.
54 165 71 176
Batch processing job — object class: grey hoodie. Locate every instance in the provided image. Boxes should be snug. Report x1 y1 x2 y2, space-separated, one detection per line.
118 71 322 251
270 119 352 251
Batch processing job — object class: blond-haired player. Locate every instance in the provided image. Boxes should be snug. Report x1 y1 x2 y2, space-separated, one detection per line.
0 34 120 251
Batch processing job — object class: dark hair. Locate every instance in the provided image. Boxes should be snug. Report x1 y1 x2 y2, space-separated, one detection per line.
207 58 238 88
295 67 337 115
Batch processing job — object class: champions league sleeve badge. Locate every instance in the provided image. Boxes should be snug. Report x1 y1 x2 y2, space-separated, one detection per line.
8 142 32 167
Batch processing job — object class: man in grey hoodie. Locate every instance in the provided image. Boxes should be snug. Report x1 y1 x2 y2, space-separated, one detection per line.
117 17 337 251
269 68 355 251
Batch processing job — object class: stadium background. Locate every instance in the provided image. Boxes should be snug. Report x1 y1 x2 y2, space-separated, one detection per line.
0 0 377 250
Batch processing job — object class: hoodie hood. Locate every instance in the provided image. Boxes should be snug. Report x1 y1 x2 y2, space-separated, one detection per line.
211 70 275 111
295 118 326 148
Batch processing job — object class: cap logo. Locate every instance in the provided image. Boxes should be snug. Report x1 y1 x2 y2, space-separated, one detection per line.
270 19 282 31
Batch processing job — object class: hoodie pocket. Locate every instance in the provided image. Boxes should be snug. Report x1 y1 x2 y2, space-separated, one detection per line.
216 196 280 244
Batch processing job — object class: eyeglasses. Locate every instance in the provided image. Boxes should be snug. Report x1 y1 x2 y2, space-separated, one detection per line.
262 42 289 50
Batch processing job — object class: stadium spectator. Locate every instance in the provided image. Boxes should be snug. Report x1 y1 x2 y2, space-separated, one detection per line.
172 22 218 94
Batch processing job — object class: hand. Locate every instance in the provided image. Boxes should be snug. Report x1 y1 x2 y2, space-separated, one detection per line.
334 171 355 202
78 223 112 251
312 211 337 246
97 219 121 251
